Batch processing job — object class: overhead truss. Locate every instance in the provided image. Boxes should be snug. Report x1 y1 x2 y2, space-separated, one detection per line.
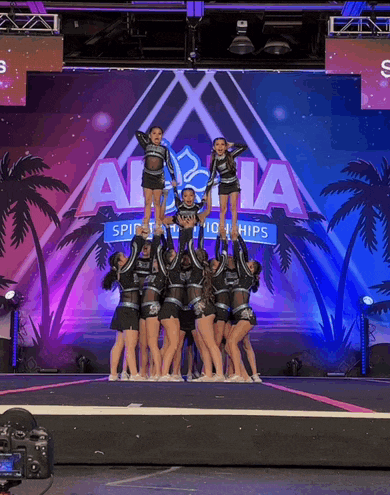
0 13 60 34
329 16 390 36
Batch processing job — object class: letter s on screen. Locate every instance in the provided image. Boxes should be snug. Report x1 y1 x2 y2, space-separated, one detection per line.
380 59 390 78
0 60 6 74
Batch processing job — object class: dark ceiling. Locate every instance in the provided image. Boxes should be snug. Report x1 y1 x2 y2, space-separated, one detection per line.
3 1 390 69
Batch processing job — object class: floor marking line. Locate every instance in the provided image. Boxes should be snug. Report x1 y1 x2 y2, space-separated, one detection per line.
0 377 108 396
106 466 182 486
262 382 375 413
0 405 388 418
113 485 196 491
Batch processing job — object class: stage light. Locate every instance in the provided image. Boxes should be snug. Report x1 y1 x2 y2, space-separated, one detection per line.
361 295 374 306
263 39 291 55
4 291 23 309
228 20 255 55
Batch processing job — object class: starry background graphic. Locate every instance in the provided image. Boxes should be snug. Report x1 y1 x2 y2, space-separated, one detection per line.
1 69 390 372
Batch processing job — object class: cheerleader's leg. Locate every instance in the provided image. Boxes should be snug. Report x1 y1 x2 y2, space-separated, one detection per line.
196 314 223 377
227 320 252 376
124 329 139 377
143 188 153 231
146 316 162 378
110 331 125 378
161 317 180 376
230 191 239 232
219 194 228 230
138 318 149 377
152 188 163 227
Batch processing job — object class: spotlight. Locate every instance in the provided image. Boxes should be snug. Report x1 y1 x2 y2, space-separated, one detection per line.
263 38 291 55
228 20 254 55
4 291 23 309
361 295 374 306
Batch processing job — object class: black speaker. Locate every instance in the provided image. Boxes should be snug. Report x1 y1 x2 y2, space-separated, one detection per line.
0 338 11 372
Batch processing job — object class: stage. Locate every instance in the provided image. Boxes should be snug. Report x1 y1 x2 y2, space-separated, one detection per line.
0 375 389 468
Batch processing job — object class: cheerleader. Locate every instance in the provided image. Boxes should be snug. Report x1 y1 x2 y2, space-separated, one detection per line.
205 138 247 232
102 226 147 381
141 226 166 380
226 228 262 382
186 222 224 381
211 227 229 349
136 126 177 231
161 187 211 227
158 223 190 381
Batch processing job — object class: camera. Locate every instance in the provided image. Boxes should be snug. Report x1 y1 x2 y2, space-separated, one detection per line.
0 408 53 481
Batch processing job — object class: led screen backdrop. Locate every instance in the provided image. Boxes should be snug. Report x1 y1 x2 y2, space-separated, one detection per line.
0 35 63 106
1 68 390 374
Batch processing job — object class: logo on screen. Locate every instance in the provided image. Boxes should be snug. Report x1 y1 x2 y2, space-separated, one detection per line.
0 60 6 74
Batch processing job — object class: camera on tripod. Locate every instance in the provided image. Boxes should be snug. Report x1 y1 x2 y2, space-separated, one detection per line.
0 408 53 489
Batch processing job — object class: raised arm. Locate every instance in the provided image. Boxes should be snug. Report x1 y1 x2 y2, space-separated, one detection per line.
205 157 217 195
135 130 149 150
169 226 190 271
187 227 203 271
214 233 228 277
121 233 145 273
197 224 204 250
229 143 248 159
238 233 249 262
197 191 212 225
165 224 174 251
164 147 177 187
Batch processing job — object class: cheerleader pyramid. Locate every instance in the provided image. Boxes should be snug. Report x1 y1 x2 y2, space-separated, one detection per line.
102 128 262 383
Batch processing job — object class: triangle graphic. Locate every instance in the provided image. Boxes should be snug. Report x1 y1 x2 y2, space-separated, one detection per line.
101 178 112 193
273 180 283 195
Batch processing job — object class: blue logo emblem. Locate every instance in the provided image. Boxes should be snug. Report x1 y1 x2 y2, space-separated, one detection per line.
162 140 209 214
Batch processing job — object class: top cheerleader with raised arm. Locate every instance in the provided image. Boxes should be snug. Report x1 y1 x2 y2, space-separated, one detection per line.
205 137 247 232
136 126 177 231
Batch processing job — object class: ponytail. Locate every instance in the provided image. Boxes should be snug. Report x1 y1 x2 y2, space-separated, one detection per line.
102 252 122 290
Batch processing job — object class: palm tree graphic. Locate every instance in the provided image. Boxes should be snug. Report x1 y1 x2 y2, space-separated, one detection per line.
0 152 69 343
52 207 129 342
0 275 15 290
258 207 333 342
368 281 390 316
321 158 390 345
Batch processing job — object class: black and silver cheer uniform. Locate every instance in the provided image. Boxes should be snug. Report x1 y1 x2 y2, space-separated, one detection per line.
212 237 229 323
205 143 247 196
178 269 195 336
136 130 177 191
187 229 215 319
158 229 189 321
231 238 257 325
141 234 166 319
110 235 145 332
172 190 206 227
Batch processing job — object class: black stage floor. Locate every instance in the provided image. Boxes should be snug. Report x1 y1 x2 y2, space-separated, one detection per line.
0 375 389 468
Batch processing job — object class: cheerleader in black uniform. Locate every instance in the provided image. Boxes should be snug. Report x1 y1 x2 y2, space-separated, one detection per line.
158 223 190 381
161 187 211 227
205 138 247 232
226 228 262 382
141 226 166 380
136 126 177 231
211 227 229 349
102 226 147 381
187 222 224 381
